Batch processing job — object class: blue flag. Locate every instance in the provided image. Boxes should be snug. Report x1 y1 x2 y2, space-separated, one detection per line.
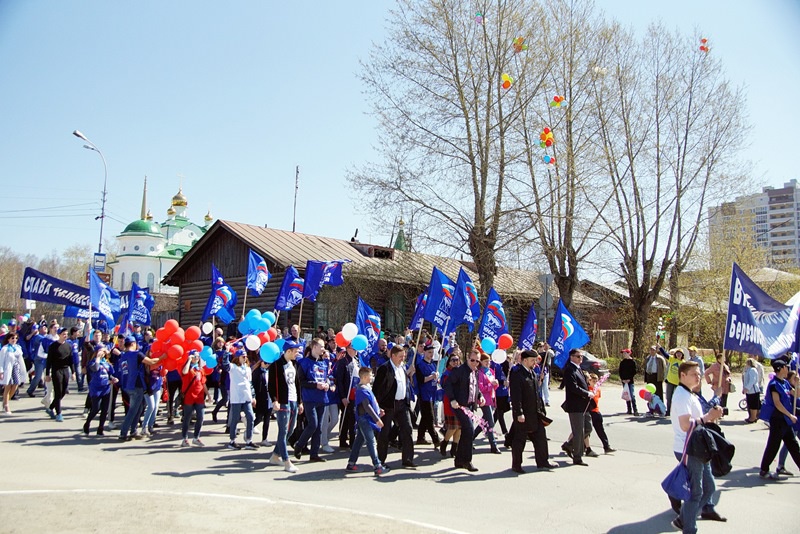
202 264 238 324
302 260 347 301
119 283 155 335
519 304 538 351
548 299 590 368
89 269 121 326
274 265 304 311
449 268 481 332
409 291 428 330
723 262 800 358
355 296 382 368
478 287 509 342
247 249 271 297
422 267 455 332
20 267 90 308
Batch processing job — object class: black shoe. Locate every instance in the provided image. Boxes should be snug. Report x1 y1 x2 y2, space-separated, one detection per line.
670 499 682 515
561 443 573 458
539 462 559 469
456 462 478 472
401 461 418 469
339 442 349 450
700 511 727 522
585 449 599 458
415 438 430 445
96 430 104 436
604 447 616 454
294 448 302 460
490 446 502 454
449 443 458 458
27 392 35 398
671 517 683 531
439 441 448 457
309 456 327 463
511 466 526 474
573 460 589 466
212 412 218 423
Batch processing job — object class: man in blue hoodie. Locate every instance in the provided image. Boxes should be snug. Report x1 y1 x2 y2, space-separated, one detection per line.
293 338 332 462
117 337 165 441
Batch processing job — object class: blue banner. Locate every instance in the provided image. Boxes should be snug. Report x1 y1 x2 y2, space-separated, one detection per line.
355 296 381 368
19 267 90 308
119 283 154 335
422 267 455 332
274 265 304 311
478 287 509 342
247 249 271 297
723 262 800 358
202 264 238 324
548 299 590 368
408 291 427 331
64 306 99 320
449 268 481 332
519 304 538 351
89 269 121 326
302 260 347 301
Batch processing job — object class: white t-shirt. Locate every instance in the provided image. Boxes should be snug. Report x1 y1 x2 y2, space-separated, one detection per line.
284 361 297 403
670 385 702 453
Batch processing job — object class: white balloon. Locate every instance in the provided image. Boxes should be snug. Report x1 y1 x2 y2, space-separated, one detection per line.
491 349 507 365
201 322 214 335
341 322 358 341
244 335 261 351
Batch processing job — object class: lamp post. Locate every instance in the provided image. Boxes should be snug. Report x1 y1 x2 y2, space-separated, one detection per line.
73 130 108 255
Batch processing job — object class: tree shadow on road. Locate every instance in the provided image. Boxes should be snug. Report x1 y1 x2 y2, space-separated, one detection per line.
604 509 675 534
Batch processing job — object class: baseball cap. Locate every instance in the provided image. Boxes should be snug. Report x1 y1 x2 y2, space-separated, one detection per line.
57 327 68 335
8 319 16 326
283 339 302 351
689 346 698 351
423 343 434 351
620 348 632 354
772 359 787 372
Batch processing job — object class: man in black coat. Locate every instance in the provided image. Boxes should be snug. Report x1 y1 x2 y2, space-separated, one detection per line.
443 348 484 472
373 345 417 468
561 348 595 466
510 350 557 473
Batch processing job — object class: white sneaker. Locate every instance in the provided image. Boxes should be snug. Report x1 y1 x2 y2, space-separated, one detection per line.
192 438 205 447
269 454 285 466
321 445 335 453
180 439 191 448
260 440 273 447
284 460 299 473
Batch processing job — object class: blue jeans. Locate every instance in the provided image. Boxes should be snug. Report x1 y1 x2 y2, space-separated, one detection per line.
272 401 298 461
119 388 145 438
474 405 497 446
778 428 800 468
673 451 717 534
27 358 46 396
348 416 382 468
229 401 255 443
294 401 324 457
181 403 205 440
625 382 638 413
142 388 160 432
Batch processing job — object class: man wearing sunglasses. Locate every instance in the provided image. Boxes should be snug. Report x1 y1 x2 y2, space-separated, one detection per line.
444 348 485 472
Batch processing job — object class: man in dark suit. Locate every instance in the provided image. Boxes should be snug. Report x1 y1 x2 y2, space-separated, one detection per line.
373 345 417 468
510 350 557 473
562 348 595 466
444 347 484 472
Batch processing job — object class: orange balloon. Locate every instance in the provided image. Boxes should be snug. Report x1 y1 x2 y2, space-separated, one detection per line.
164 319 180 335
185 325 201 342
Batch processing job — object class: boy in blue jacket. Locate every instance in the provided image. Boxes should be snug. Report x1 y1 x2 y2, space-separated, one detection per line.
346 366 388 475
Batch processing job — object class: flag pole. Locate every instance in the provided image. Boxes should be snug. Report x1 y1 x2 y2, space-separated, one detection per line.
297 299 304 336
241 284 249 321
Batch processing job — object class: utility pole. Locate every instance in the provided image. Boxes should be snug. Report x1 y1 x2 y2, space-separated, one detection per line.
292 165 299 232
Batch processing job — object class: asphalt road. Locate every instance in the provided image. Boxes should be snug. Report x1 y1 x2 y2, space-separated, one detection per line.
0 381 796 533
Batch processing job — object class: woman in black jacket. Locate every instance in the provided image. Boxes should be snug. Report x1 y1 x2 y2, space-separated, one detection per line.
619 349 638 416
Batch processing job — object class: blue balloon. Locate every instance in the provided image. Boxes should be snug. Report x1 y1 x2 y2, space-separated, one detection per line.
255 317 271 333
202 353 218 368
480 337 497 354
260 342 280 363
263 311 276 327
200 346 213 359
237 321 250 335
246 309 262 321
274 338 285 351
351 334 368 351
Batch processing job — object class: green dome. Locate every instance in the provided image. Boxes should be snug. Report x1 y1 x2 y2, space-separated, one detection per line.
122 219 163 236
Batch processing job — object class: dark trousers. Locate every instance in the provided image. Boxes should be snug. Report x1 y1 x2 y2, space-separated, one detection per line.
167 380 181 420
568 412 589 463
377 399 414 464
510 420 550 468
590 411 610 450
212 385 229 419
644 373 663 401
109 384 120 422
254 408 272 442
339 401 355 446
84 393 110 433
417 399 438 443
49 368 70 415
761 415 800 472
453 407 475 466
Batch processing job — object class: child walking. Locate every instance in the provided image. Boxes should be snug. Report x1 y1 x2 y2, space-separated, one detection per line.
346 367 388 475
588 373 615 454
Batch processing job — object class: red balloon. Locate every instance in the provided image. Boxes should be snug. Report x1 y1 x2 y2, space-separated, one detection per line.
335 332 350 347
543 127 550 134
163 357 178 372
164 319 180 335
151 339 163 354
167 344 185 360
185 325 201 342
545 139 553 147
155 328 169 343
497 333 513 350
267 327 278 342
638 389 647 399
258 332 271 345
189 340 204 353
169 330 185 345
204 366 214 375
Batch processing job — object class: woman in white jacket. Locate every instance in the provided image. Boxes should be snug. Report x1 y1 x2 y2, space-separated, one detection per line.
0 333 26 414
742 358 762 423
226 349 257 450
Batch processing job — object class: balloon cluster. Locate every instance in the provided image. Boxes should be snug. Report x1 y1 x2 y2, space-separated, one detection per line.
16 314 30 323
550 95 565 107
539 127 554 148
334 322 369 352
501 73 513 90
638 383 657 401
234 309 282 364
475 11 483 24
150 320 205 372
699 38 709 53
512 37 527 53
542 154 556 166
480 334 514 364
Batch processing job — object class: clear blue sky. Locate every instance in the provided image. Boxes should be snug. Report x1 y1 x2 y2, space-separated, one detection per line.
1 0 798 261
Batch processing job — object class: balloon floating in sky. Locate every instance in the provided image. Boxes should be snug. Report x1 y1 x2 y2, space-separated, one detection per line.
699 37 710 53
550 95 565 107
543 154 556 165
512 37 528 53
475 11 483 24
501 73 513 90
539 127 554 148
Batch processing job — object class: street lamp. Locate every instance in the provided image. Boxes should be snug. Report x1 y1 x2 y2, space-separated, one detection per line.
73 130 108 255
